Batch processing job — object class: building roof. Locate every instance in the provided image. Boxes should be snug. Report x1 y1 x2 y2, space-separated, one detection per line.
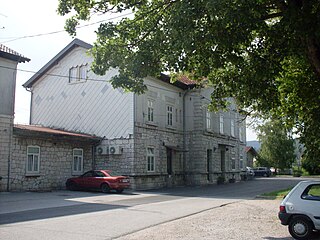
0 44 30 63
14 124 101 143
245 146 258 156
23 38 197 90
23 39 92 88
159 73 197 90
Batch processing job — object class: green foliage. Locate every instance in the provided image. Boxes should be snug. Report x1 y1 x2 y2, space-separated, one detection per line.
257 119 296 170
57 0 320 160
302 155 320 175
262 188 292 199
292 166 302 177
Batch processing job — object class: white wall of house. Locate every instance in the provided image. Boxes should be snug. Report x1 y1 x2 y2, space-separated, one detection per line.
135 77 184 130
0 57 17 116
30 46 134 139
0 57 17 191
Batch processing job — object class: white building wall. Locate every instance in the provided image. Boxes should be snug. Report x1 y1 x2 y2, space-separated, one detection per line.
30 46 134 138
0 58 17 116
135 77 184 130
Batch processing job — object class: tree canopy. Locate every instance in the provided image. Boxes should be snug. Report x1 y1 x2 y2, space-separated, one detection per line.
257 119 295 171
58 0 320 158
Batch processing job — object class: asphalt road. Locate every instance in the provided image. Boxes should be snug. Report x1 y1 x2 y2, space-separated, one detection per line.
0 177 312 240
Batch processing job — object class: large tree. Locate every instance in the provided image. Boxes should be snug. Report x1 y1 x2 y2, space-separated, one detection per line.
58 0 320 159
257 119 295 171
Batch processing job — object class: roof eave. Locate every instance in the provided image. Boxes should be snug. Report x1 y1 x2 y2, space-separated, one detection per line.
159 73 197 90
23 38 92 89
0 52 30 63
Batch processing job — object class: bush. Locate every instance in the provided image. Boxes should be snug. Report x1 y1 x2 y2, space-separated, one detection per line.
292 168 302 177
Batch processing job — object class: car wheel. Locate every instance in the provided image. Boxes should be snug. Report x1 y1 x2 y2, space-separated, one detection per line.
101 183 110 193
66 181 77 191
288 216 314 240
116 189 124 194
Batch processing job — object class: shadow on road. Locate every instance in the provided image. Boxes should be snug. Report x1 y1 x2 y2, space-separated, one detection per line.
0 202 130 225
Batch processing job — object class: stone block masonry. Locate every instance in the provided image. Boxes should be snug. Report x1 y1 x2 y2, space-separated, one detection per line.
8 135 94 191
0 115 13 191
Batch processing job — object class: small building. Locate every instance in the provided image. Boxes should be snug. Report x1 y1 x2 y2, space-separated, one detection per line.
0 44 100 192
245 146 258 167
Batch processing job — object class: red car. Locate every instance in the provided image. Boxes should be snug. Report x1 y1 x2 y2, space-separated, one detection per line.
66 170 130 193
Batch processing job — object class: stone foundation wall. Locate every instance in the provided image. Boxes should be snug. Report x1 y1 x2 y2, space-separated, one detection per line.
0 115 13 191
9 136 94 191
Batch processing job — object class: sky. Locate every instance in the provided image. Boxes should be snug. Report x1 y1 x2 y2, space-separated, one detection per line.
1 0 257 141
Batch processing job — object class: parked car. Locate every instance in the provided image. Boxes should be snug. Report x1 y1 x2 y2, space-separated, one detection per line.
66 170 130 193
245 167 255 180
278 180 320 240
253 167 272 177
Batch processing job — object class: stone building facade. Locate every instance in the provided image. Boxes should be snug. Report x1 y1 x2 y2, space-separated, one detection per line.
17 38 247 191
7 125 100 191
0 44 30 191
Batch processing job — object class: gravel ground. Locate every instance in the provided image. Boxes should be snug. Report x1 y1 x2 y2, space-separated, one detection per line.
115 199 320 240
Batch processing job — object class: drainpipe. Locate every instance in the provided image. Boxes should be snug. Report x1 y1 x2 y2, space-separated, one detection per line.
25 87 33 124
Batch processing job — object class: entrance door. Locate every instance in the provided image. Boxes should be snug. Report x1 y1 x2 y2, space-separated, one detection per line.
167 148 173 175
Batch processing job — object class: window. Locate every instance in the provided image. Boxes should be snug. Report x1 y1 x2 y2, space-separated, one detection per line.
69 67 77 83
69 65 87 83
240 155 244 169
231 119 235 137
79 65 87 80
73 148 83 174
147 99 154 122
27 146 40 174
175 108 178 123
147 147 155 172
231 157 236 170
179 109 182 124
206 110 211 129
302 184 320 201
167 106 173 126
239 126 244 142
219 114 224 134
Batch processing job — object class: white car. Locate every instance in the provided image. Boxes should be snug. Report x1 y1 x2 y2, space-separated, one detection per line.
278 180 320 240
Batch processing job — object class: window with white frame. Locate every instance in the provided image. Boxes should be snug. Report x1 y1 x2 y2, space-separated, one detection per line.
147 147 155 172
27 146 40 174
69 65 87 83
231 119 235 137
239 126 244 142
240 155 244 169
219 114 224 134
167 105 173 126
147 99 154 122
73 148 83 174
69 67 78 83
175 108 178 123
79 65 87 80
206 110 211 129
231 157 236 170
